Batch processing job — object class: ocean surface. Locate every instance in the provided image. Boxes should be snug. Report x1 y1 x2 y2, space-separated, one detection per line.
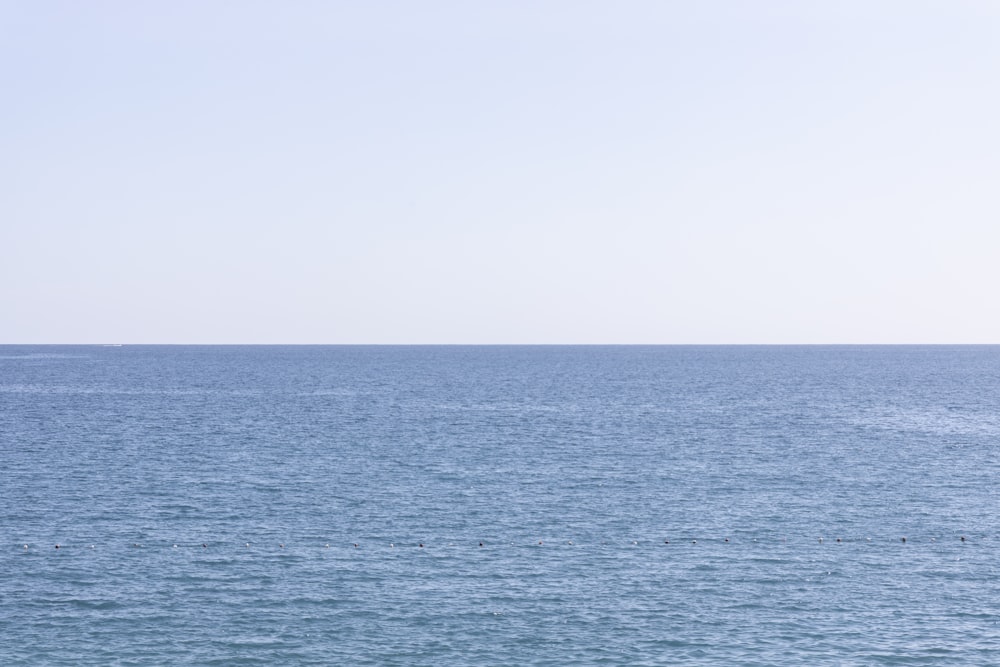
2 345 999 665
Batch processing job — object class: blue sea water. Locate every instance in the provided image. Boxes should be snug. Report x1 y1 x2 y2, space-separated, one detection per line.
2 345 999 665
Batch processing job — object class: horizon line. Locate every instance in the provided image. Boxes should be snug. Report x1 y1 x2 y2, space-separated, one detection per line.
3 342 1000 347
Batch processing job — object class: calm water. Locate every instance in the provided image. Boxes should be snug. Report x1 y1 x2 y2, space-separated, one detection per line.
2 345 999 665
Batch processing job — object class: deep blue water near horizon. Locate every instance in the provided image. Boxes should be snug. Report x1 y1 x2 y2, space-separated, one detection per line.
2 345 999 665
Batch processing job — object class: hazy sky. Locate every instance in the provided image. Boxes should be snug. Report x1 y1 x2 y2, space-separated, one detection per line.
3 1 999 343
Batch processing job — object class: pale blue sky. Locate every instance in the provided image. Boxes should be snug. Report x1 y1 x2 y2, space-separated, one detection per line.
3 1 999 343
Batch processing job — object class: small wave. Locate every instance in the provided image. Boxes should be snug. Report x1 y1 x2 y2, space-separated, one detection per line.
39 598 122 611
0 353 89 360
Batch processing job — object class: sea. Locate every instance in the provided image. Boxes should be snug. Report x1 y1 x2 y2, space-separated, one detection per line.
2 345 999 665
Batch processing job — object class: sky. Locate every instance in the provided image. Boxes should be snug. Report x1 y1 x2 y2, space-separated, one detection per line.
2 1 999 344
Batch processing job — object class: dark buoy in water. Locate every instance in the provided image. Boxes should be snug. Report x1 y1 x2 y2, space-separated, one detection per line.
538 541 543 545
280 544 284 548
724 538 729 543
961 536 966 542
691 540 697 545
664 539 669 544
353 543 358 548
901 537 907 543
836 538 841 543
419 543 424 548
479 542 483 547
54 544 60 549
202 544 207 548
818 537 823 543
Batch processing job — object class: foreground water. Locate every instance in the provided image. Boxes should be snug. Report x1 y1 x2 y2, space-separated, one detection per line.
2 345 999 665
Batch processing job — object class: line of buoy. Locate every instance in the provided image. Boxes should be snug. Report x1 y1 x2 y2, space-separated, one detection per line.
16 535 982 551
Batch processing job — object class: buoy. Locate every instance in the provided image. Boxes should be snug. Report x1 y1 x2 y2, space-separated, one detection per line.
724 538 729 543
901 537 907 543
961 536 966 542
479 542 483 547
54 544 60 549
